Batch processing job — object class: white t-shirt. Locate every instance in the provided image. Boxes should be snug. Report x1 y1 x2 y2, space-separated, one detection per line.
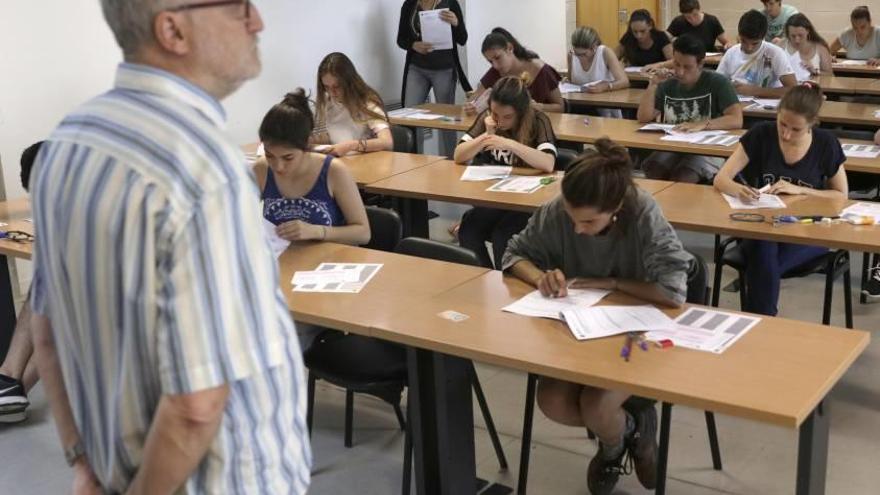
838 27 880 60
716 41 794 88
316 99 389 145
781 40 821 81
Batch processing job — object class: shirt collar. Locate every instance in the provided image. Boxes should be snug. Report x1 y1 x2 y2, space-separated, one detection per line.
114 63 227 128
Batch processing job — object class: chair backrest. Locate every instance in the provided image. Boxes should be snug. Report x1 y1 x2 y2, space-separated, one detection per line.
395 237 482 267
555 148 580 172
390 125 416 153
363 206 402 252
685 249 710 305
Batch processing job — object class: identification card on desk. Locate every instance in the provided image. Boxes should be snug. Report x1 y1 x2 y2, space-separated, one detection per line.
438 310 470 322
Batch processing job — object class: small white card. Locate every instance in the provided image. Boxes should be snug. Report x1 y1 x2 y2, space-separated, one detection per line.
438 310 470 322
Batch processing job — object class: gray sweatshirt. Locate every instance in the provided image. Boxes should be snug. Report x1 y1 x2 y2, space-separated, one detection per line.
502 189 692 305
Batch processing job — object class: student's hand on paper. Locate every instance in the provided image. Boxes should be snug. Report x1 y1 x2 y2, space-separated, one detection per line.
568 277 617 291
484 115 497 134
537 269 568 298
412 41 433 55
584 82 608 94
732 184 761 202
326 141 359 157
766 179 804 195
439 9 459 27
672 121 708 133
276 220 321 241
869 58 880 67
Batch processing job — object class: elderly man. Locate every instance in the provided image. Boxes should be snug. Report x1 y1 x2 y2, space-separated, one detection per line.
30 1 311 494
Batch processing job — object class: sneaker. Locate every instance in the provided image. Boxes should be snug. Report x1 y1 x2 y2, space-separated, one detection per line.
0 374 28 424
862 267 880 301
626 404 659 489
587 444 631 495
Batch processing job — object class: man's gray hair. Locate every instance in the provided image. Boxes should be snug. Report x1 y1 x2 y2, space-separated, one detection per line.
100 0 174 57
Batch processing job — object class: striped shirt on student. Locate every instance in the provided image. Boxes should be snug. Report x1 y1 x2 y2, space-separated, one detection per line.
30 63 311 494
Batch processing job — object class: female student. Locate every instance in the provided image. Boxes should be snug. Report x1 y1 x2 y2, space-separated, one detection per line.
503 138 692 494
714 83 847 316
776 13 832 80
312 52 394 156
615 9 673 70
455 75 557 269
567 26 629 119
830 6 880 65
466 28 563 113
397 0 471 155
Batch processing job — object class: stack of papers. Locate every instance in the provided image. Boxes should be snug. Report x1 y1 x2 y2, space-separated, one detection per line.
840 202 880 224
559 82 584 94
502 288 611 319
262 218 290 259
842 143 880 158
624 66 644 73
418 9 453 50
560 305 676 341
639 123 740 146
292 263 382 293
722 192 786 209
645 307 760 354
460 165 512 181
486 176 547 193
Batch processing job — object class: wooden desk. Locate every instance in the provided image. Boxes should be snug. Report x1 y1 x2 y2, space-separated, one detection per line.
655 182 880 252
624 73 865 96
830 62 880 77
0 198 33 361
373 271 868 494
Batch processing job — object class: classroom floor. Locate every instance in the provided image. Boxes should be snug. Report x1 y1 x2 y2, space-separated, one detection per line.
2 208 879 495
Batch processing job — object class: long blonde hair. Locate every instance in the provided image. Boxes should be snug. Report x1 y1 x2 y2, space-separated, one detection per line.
315 52 387 125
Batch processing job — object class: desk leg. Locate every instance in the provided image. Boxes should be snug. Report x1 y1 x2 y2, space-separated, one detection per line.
796 401 830 495
0 255 16 362
400 199 429 239
407 348 477 495
655 402 672 495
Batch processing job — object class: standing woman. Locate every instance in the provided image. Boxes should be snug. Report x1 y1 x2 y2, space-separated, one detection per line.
397 0 471 155
776 13 832 80
615 9 673 70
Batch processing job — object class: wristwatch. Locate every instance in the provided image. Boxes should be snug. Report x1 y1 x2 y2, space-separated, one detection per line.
64 441 85 467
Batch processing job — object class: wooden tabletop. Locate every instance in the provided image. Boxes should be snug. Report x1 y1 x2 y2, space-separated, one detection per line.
278 242 488 332
0 198 33 259
655 182 880 252
624 73 867 96
371 271 868 428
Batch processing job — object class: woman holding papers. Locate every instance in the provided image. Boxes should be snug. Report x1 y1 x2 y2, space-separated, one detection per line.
503 139 692 495
713 83 847 316
465 28 563 113
830 6 880 65
455 75 557 269
566 26 629 118
311 53 394 156
775 14 832 80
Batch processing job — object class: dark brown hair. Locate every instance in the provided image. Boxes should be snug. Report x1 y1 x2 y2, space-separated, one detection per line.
779 81 824 122
679 0 700 14
316 52 387 126
852 6 871 22
490 75 538 155
562 138 636 219
785 13 829 50
259 89 314 150
481 27 540 60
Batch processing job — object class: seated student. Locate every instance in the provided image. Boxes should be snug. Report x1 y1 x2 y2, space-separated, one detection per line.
667 0 731 52
713 83 847 316
830 6 880 65
761 0 798 43
311 52 394 156
503 138 692 495
466 28 563 113
567 26 629 118
0 141 43 424
455 76 556 269
776 13 833 80
637 35 743 183
615 9 673 70
716 9 796 98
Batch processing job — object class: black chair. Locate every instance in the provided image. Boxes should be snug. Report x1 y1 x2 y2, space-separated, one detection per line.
555 148 580 172
711 237 853 328
391 124 416 153
517 250 724 495
394 237 509 494
363 206 402 252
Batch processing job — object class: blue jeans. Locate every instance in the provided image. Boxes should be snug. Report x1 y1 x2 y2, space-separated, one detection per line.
742 240 828 316
404 65 458 157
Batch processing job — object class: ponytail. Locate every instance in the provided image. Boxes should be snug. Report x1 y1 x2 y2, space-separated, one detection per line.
779 81 824 123
259 88 314 150
562 138 636 216
481 27 540 60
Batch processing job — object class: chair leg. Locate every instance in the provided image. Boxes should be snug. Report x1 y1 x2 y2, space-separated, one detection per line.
711 240 725 308
736 270 747 311
402 400 413 495
822 257 835 326
861 252 869 305
656 402 673 495
468 364 508 470
704 411 723 471
344 390 354 448
393 401 406 431
844 263 854 329
307 373 316 437
518 374 539 495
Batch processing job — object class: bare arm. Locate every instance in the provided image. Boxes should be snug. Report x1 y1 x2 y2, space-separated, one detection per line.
614 44 626 60
829 38 842 55
504 140 555 172
126 386 229 495
713 144 759 201
710 101 744 130
604 48 630 90
718 33 732 49
736 73 795 98
325 160 371 245
534 88 564 113
453 134 489 164
661 42 673 61
637 79 661 123
572 277 683 308
818 45 833 73
766 167 849 198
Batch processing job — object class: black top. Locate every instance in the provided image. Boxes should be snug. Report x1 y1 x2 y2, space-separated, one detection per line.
619 30 671 66
667 13 724 53
397 0 467 70
739 122 845 189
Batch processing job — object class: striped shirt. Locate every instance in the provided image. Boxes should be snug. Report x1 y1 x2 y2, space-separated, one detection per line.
30 63 311 494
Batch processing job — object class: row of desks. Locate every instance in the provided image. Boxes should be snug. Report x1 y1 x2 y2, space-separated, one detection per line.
700 54 880 77
625 72 880 96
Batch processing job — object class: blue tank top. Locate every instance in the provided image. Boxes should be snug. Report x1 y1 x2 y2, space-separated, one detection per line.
261 155 345 227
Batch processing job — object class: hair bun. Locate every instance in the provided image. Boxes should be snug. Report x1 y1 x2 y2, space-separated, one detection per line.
593 137 631 168
281 88 310 108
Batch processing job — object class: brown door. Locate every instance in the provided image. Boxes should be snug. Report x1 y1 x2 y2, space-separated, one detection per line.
577 0 659 47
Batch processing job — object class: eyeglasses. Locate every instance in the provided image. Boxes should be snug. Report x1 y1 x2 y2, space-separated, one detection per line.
168 0 251 20
0 230 34 243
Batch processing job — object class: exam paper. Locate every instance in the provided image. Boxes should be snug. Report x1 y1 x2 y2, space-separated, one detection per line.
262 218 290 259
751 98 780 109
841 143 880 158
721 192 787 209
705 52 722 57
419 9 453 50
560 305 676 341
638 123 677 132
502 288 611 319
387 108 424 118
835 59 868 66
645 307 760 354
559 82 584 94
291 269 359 286
486 176 546 193
659 130 729 144
840 202 880 223
292 263 383 293
624 66 644 73
460 165 512 181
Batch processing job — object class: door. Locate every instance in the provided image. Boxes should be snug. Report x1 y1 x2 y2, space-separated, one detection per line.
577 0 660 47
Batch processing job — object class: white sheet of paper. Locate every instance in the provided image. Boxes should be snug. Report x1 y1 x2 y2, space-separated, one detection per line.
262 218 290 259
645 307 760 354
722 192 786 209
624 66 644 73
502 288 611 320
561 305 676 341
660 130 729 143
485 176 546 194
387 107 425 118
291 270 359 286
841 202 880 218
460 165 512 181
559 82 584 94
419 9 453 50
835 59 868 66
407 112 445 120
690 133 740 147
292 263 383 293
841 143 880 158
736 95 754 102
638 123 677 132
751 98 781 109
705 52 722 57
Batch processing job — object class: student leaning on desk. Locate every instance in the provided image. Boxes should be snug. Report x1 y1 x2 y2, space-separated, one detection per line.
502 138 692 495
